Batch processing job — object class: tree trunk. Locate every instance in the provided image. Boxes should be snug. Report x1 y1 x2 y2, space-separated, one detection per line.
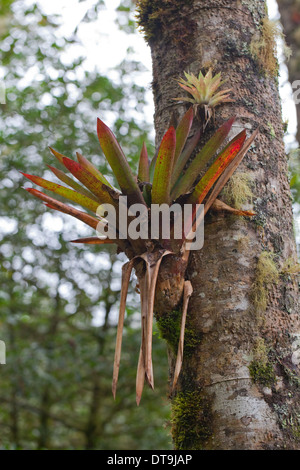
137 0 300 450
277 0 300 145
8 325 20 448
37 289 61 449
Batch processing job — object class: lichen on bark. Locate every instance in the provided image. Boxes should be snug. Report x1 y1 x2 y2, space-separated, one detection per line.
250 17 284 76
251 250 279 319
221 171 254 209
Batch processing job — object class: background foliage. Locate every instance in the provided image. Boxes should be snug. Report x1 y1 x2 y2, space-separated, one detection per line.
0 0 171 450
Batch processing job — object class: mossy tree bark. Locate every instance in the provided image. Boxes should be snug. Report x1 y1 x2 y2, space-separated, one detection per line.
277 0 300 145
137 0 300 450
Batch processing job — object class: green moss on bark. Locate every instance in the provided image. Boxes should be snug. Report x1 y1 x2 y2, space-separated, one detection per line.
171 390 213 450
249 360 276 386
249 337 276 387
156 309 201 357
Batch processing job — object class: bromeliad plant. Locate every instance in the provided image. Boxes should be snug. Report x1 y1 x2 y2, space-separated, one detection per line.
174 68 234 127
22 92 258 404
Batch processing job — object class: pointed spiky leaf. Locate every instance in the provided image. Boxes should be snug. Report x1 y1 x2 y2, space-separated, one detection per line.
61 157 115 206
183 130 256 247
174 107 194 165
171 129 201 188
70 237 114 244
97 118 145 205
25 188 100 229
209 89 234 107
39 195 123 247
203 128 259 214
171 117 235 200
49 147 67 165
188 130 247 204
47 165 100 202
210 199 255 217
172 96 196 104
21 173 100 213
76 152 112 188
175 68 233 109
151 127 176 205
138 142 149 182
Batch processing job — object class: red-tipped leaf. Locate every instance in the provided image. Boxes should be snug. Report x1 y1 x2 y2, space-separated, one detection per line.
25 188 100 229
171 128 201 188
97 118 145 205
203 128 259 214
188 130 247 204
70 237 114 244
61 157 115 206
138 142 149 182
76 152 112 188
49 147 67 165
171 117 236 200
47 165 99 202
21 172 100 213
151 127 176 205
174 107 194 165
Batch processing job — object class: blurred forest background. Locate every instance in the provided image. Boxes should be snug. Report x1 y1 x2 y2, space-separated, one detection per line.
0 0 299 450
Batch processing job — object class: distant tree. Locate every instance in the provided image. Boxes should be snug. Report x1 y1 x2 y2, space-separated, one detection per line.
276 0 300 209
277 0 300 145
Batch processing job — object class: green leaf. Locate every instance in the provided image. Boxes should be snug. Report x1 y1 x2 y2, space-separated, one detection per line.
25 188 100 229
142 184 152 207
76 152 113 188
149 147 158 184
171 128 201 188
138 142 149 182
151 127 176 205
171 117 235 200
188 130 247 204
61 157 116 206
47 165 100 202
174 107 194 165
49 147 67 165
21 172 100 213
97 118 145 205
